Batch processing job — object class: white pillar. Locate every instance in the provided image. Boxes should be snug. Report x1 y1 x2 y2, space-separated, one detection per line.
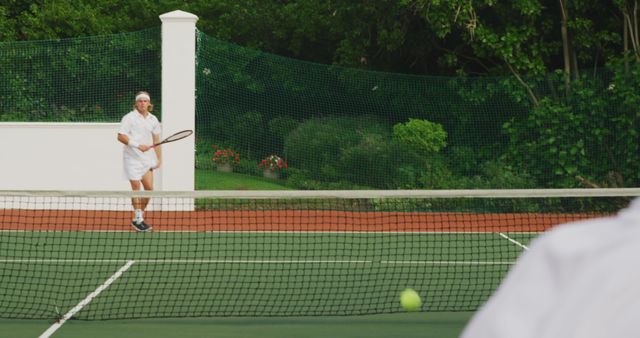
159 10 198 191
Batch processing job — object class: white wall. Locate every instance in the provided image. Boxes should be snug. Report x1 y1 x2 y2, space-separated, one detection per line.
0 123 132 190
0 10 198 192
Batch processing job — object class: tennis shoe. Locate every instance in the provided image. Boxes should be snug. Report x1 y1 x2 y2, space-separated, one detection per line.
140 220 152 231
131 220 150 232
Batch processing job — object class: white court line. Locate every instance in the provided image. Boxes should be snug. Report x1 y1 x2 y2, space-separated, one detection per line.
0 229 542 234
38 260 135 338
0 259 371 264
382 260 515 265
0 258 512 265
138 259 373 264
499 232 529 251
0 259 127 263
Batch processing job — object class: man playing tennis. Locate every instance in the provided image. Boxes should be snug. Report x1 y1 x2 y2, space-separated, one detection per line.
117 91 161 232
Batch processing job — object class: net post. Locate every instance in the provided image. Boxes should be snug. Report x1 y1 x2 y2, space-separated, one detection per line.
159 10 198 193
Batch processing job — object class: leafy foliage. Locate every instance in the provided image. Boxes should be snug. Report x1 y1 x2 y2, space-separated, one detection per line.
0 27 161 122
504 65 640 187
2 0 640 188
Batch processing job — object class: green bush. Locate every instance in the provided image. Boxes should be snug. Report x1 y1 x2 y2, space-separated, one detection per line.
431 160 536 189
284 168 368 190
229 111 264 159
284 116 382 181
392 118 447 155
284 115 423 188
337 133 406 188
268 116 298 152
446 146 495 176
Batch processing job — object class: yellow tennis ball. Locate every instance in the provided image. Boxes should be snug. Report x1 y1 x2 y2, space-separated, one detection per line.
400 288 422 311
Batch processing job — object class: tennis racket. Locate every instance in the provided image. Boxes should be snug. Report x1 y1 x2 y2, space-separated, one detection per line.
151 130 193 149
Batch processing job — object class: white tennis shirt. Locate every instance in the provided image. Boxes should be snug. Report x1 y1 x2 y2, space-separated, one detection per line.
461 198 640 338
118 109 161 180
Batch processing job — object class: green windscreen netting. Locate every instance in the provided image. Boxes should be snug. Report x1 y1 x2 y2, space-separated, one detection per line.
1 27 638 189
0 27 161 122
195 32 525 189
194 31 640 190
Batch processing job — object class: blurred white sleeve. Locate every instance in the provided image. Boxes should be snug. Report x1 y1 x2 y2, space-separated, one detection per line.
461 198 640 338
460 229 562 338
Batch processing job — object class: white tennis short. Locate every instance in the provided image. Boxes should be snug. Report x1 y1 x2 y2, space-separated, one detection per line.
123 152 157 181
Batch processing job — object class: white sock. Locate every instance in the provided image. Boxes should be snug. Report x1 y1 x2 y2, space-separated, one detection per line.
134 209 144 222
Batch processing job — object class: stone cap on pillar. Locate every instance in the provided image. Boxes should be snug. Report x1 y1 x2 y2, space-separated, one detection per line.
159 10 199 23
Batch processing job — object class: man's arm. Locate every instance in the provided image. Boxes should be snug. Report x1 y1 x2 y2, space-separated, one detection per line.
117 133 130 146
152 133 162 168
118 133 149 152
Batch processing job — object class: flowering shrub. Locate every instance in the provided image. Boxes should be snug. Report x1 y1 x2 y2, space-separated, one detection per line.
212 145 240 165
258 155 288 172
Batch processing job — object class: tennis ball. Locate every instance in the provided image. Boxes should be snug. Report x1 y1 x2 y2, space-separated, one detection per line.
400 288 422 311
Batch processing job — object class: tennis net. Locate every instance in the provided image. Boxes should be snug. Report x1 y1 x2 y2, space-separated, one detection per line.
0 189 638 320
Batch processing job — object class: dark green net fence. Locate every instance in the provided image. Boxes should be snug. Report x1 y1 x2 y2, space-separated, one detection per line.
194 32 640 190
0 27 161 122
195 32 526 190
1 27 639 188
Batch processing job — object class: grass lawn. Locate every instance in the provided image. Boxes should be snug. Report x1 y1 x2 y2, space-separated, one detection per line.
195 169 291 190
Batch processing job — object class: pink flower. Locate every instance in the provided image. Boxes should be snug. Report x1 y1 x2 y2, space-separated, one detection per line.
258 155 287 171
213 147 240 164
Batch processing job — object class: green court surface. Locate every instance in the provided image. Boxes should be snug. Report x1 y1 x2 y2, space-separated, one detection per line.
0 312 474 338
0 231 535 337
